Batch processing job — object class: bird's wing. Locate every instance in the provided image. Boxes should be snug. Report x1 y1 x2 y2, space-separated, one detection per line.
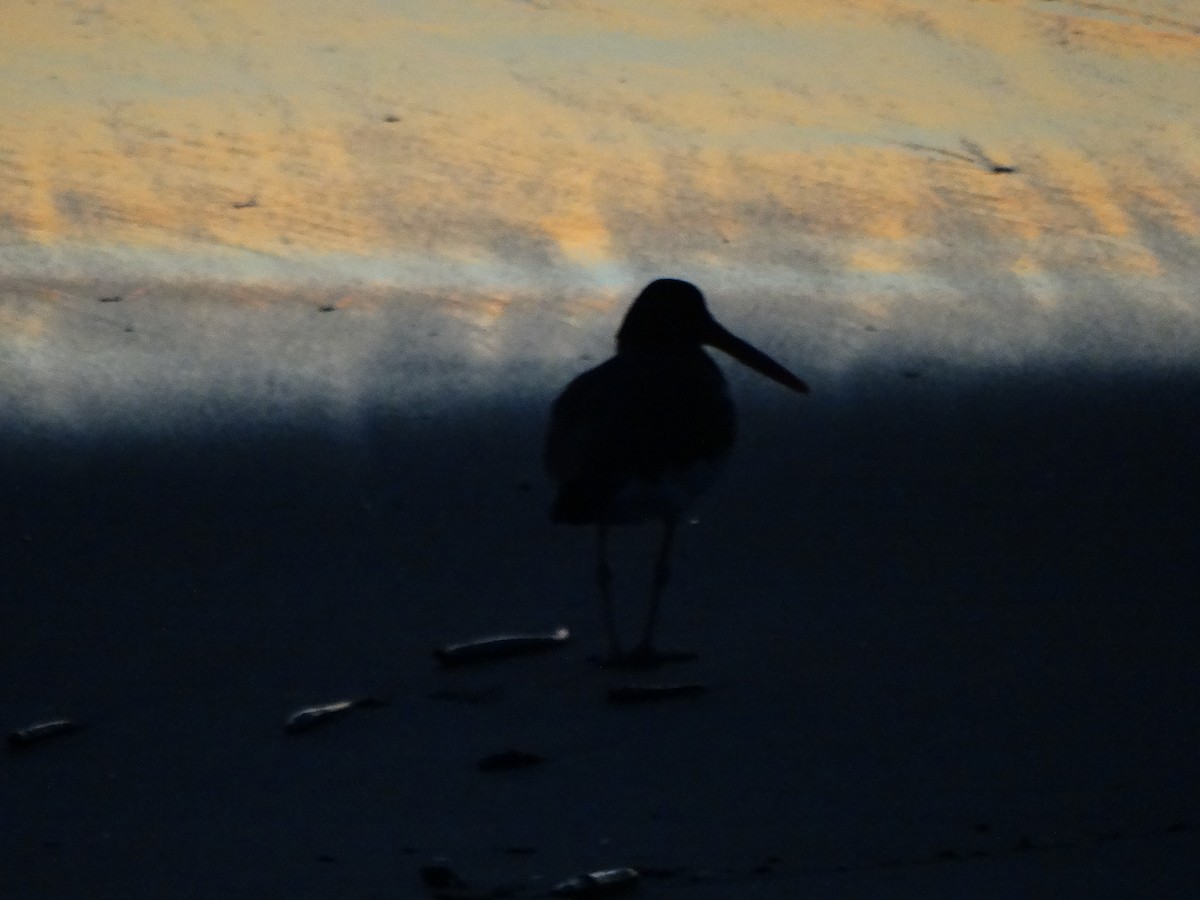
544 352 734 484
544 357 629 483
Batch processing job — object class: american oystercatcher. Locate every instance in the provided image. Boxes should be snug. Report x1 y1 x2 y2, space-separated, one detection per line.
545 278 808 665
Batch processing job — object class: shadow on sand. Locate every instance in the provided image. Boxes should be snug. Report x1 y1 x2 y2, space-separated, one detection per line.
6 362 1195 611
2 362 1198 896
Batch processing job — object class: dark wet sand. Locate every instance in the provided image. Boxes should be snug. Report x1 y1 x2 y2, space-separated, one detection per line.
3 364 1199 898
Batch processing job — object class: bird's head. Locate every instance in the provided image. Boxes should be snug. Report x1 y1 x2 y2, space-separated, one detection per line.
616 278 809 394
616 278 713 351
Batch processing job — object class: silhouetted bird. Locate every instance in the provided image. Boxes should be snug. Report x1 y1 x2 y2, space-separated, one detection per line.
545 278 808 665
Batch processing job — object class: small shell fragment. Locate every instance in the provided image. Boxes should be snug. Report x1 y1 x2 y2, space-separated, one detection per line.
550 867 640 897
284 697 387 734
6 719 83 751
435 627 570 666
606 683 707 704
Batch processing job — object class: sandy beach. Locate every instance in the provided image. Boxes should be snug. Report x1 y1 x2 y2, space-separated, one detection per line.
3 2 1199 897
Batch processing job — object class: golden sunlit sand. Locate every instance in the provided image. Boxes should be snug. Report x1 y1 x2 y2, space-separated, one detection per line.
2 0 1197 291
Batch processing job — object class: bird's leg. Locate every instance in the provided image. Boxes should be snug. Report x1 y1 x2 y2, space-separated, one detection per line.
595 522 622 660
632 516 677 661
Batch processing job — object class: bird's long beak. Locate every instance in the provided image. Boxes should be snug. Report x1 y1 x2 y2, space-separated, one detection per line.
705 320 809 394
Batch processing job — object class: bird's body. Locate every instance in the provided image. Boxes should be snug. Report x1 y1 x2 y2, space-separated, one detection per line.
545 346 733 526
545 278 806 665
